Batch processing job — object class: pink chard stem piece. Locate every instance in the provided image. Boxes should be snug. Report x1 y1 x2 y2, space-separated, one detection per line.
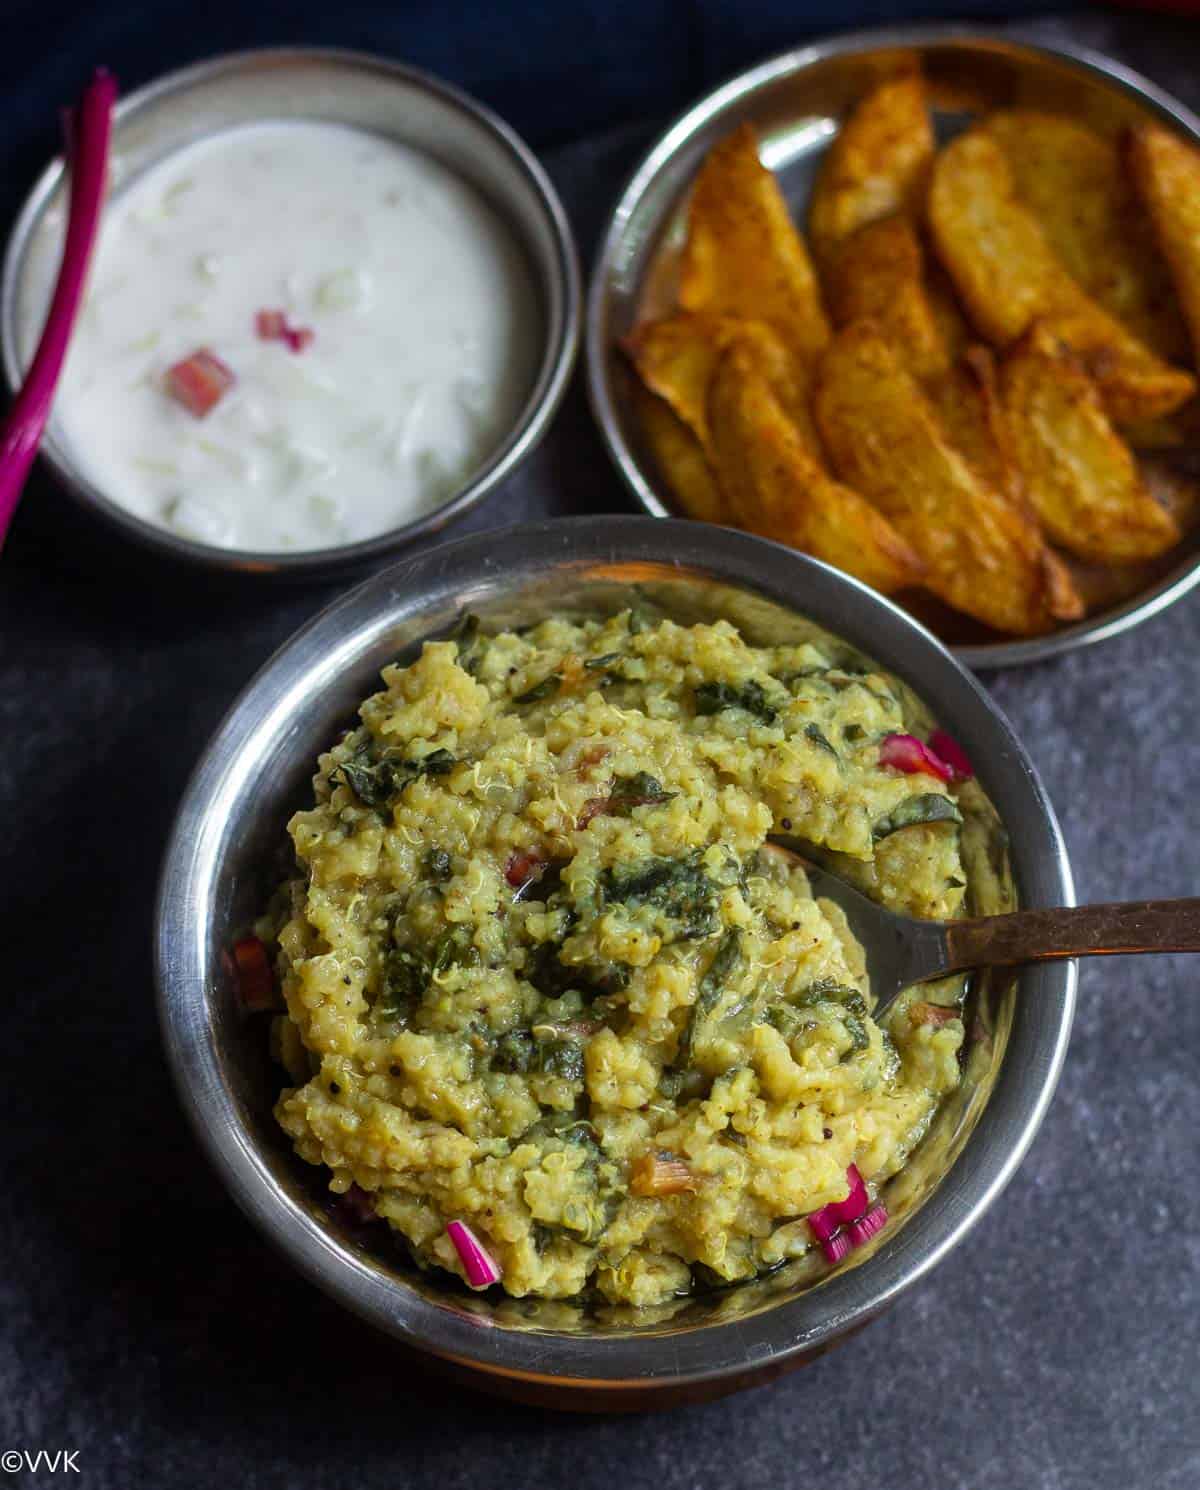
446 1220 501 1288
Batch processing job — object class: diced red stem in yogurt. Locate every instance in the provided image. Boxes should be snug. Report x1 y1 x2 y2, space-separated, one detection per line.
255 309 287 340
166 348 235 417
255 307 315 353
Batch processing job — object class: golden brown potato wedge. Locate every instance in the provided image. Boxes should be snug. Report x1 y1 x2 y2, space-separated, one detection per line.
828 218 1023 503
1038 304 1196 427
1129 124 1200 368
631 382 727 525
623 311 818 455
809 73 935 269
1141 454 1200 535
927 131 1195 424
826 215 955 379
814 322 1083 634
984 110 1188 365
927 132 1063 344
1121 388 1200 450
708 344 926 593
926 261 972 367
679 124 830 361
1042 544 1091 625
926 346 1025 509
1000 325 1180 563
1061 458 1200 611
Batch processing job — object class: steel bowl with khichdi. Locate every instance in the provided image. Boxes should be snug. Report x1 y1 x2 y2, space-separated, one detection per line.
257 607 979 1306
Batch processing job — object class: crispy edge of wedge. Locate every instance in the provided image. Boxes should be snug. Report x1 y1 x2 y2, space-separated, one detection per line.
1129 123 1200 368
828 220 1026 507
623 311 819 455
826 215 955 380
1000 325 1182 563
1140 454 1200 535
678 122 830 360
927 130 1195 424
1062 456 1200 612
813 321 1082 634
707 343 925 594
809 71 935 269
631 380 727 525
983 109 1189 365
926 345 1026 510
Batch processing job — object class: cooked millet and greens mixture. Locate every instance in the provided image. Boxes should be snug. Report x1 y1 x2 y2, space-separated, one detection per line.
255 609 973 1305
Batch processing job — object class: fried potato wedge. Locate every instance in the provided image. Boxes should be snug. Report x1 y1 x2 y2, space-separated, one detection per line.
1056 453 1200 613
826 215 955 379
814 322 1083 634
984 110 1188 365
1037 304 1196 426
624 311 818 455
679 124 830 361
927 132 1065 345
927 131 1195 424
926 261 971 368
1141 455 1200 535
632 382 726 525
708 344 925 593
1000 325 1180 563
809 73 935 269
926 346 1025 509
827 218 1022 502
1129 124 1200 368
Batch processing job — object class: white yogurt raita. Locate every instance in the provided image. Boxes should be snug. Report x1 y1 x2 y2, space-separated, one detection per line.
21 121 541 551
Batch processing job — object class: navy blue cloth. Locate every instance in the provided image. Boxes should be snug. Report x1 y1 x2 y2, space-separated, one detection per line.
1 0 1069 186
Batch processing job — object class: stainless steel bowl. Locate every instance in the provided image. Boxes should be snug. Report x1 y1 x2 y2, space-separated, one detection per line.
1 48 580 576
155 517 1075 1408
586 26 1200 670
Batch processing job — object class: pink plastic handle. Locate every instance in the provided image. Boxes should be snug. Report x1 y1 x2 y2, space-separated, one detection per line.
0 68 116 550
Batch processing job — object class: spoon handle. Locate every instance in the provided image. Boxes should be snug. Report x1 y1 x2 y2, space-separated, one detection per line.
0 70 114 550
943 898 1200 972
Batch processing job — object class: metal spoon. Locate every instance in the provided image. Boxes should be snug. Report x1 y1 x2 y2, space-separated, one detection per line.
770 837 1200 1018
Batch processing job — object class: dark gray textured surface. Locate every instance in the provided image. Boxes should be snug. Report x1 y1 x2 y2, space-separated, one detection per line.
1 13 1198 1488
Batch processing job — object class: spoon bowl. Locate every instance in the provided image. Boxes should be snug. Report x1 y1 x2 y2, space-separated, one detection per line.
774 838 1200 1017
